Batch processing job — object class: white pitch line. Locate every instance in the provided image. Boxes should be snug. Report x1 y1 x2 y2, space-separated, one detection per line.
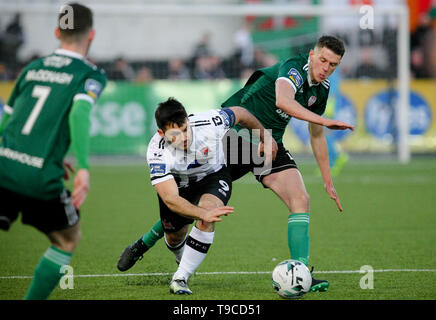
0 269 435 280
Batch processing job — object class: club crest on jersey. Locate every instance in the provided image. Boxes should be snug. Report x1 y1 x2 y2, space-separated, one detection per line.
288 68 303 87
201 147 209 157
308 96 317 106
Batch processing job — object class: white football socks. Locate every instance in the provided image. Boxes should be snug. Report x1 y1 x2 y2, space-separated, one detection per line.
172 226 214 281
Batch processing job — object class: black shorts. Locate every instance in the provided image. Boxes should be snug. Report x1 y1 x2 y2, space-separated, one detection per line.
0 186 80 234
158 166 232 233
224 130 298 186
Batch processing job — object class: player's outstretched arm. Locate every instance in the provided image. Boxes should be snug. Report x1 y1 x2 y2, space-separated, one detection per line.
154 178 234 222
276 79 354 132
309 122 343 212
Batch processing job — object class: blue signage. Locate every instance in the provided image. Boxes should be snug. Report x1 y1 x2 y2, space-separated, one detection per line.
364 90 432 140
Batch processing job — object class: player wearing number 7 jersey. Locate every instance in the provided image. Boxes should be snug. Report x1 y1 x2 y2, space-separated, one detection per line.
0 3 106 300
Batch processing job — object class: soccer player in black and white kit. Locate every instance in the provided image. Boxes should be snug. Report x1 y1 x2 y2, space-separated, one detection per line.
119 98 277 294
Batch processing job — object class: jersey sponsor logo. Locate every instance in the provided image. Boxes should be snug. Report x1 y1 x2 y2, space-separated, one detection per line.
287 68 303 88
308 95 317 106
84 79 103 99
0 147 44 168
25 69 73 85
276 108 290 120
149 163 166 174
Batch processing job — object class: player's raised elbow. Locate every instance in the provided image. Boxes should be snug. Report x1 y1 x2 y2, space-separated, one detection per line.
275 98 286 110
275 78 295 109
160 193 179 210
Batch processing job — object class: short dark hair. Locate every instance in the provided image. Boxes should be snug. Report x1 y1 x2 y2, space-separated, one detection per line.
155 98 188 131
58 3 93 41
316 35 345 57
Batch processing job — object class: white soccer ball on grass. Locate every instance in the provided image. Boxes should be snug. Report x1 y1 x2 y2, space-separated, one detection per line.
272 259 312 299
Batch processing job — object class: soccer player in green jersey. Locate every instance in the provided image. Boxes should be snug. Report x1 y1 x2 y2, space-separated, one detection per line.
221 35 354 292
0 3 106 299
118 35 354 294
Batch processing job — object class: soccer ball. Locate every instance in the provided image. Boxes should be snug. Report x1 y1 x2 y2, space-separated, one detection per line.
272 259 312 299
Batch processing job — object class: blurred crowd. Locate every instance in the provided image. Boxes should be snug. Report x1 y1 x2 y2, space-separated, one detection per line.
1 6 436 82
0 16 278 82
410 6 436 79
100 27 279 82
0 13 24 80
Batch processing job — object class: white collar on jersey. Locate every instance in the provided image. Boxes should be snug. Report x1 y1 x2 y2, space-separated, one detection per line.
54 48 84 60
306 56 319 87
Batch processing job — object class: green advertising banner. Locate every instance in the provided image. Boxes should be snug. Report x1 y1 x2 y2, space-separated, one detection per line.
89 82 155 155
90 80 243 155
90 79 436 155
2 79 436 155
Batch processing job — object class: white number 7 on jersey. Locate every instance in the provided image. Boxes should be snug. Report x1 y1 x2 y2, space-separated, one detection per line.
21 85 51 135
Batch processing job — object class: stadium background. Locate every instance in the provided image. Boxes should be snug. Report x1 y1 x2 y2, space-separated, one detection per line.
0 0 435 301
1 0 436 157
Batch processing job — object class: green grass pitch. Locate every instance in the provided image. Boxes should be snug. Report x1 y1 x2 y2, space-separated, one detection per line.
0 157 435 300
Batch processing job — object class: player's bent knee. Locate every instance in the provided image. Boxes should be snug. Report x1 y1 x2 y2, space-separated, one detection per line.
197 195 223 211
48 225 82 253
51 236 80 253
290 191 310 213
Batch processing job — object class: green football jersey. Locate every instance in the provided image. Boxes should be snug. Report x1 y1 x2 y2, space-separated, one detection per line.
0 49 106 200
222 53 330 143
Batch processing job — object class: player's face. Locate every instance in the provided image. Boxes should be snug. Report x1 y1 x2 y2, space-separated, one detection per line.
309 47 341 83
161 120 192 150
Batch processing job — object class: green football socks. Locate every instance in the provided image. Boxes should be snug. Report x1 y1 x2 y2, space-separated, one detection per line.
287 213 310 266
141 220 164 248
24 246 72 300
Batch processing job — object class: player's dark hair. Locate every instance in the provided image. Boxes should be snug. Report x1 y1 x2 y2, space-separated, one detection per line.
58 3 93 41
155 98 188 131
316 35 345 57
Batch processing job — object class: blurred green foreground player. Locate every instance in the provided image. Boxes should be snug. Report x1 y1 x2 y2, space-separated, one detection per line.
0 3 106 299
118 36 354 293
